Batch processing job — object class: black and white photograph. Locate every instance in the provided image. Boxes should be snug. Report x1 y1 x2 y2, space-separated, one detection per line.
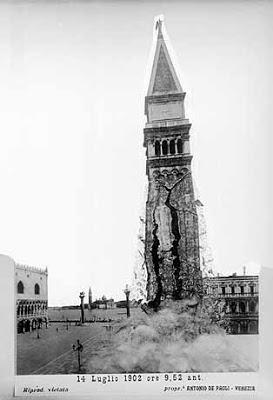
0 0 273 398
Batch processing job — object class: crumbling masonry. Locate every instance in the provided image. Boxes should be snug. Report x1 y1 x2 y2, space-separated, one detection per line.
143 21 203 310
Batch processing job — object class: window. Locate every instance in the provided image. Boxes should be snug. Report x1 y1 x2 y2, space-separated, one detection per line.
249 321 257 333
177 138 183 154
34 283 40 295
155 140 161 156
170 139 176 155
249 301 256 313
250 285 254 294
17 281 24 294
231 286 235 295
231 302 237 313
221 287 225 295
162 140 168 155
239 301 246 313
240 286 244 294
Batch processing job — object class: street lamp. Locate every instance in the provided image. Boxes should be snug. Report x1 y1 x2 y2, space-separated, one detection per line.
79 291 85 324
72 339 83 372
124 284 131 318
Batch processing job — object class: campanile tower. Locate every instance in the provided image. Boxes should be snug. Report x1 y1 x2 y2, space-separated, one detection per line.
144 19 202 310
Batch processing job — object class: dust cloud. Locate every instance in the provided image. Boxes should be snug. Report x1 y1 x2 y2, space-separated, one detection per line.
87 302 258 373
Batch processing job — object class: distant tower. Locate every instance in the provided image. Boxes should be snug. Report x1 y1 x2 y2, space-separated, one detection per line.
143 19 203 310
88 287 92 310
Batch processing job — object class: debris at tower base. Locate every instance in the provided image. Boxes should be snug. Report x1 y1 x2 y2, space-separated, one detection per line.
86 302 258 374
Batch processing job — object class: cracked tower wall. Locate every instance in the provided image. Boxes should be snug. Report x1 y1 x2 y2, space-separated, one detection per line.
143 20 203 308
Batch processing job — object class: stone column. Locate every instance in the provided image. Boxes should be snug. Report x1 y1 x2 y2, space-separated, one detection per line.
174 139 178 155
236 301 239 313
79 292 85 324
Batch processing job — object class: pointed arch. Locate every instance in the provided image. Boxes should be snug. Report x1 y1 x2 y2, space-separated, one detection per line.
34 283 40 295
17 281 24 294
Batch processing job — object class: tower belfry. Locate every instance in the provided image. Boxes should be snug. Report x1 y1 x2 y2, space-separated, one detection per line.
143 19 203 310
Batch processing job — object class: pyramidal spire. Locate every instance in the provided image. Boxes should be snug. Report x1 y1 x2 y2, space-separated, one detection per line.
147 17 182 96
145 17 187 125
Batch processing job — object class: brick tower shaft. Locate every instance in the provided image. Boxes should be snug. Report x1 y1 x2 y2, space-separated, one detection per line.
143 19 202 310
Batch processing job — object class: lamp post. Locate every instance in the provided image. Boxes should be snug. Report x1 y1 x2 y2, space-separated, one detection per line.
124 284 131 318
72 339 83 372
79 291 85 324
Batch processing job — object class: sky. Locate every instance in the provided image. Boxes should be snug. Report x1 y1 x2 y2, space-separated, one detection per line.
0 1 272 305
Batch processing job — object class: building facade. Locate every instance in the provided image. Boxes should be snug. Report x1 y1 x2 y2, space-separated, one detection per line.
92 297 116 309
16 264 48 333
92 299 116 310
204 274 259 334
143 20 202 310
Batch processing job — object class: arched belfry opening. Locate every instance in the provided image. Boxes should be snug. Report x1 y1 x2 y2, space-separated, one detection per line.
177 138 183 154
155 140 161 156
170 139 176 154
162 140 168 155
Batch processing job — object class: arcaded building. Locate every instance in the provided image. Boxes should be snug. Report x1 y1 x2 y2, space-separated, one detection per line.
204 274 259 334
16 264 48 333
